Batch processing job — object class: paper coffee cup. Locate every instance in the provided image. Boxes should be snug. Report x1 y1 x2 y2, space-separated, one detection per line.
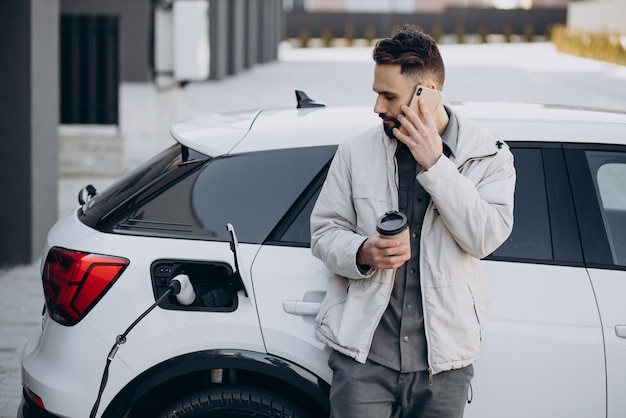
376 211 410 256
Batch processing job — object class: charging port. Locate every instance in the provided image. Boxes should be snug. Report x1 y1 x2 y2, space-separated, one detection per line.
151 260 243 312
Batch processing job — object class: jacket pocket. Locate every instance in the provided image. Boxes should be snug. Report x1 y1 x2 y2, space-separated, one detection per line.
468 281 488 343
317 276 391 355
317 296 348 347
423 283 482 366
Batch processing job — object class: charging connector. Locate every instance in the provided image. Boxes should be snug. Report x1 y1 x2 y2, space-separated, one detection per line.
170 274 196 306
90 275 196 418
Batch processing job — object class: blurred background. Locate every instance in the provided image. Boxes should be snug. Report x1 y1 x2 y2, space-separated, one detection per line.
1 1 625 416
0 0 624 267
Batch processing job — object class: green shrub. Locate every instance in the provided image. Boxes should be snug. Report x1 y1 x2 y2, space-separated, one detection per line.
523 24 535 42
430 24 443 43
455 25 466 44
503 25 514 43
344 23 356 46
298 28 310 48
321 27 333 47
365 25 376 46
478 26 489 43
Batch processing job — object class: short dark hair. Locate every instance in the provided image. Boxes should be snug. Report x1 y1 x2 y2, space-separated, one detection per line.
373 24 445 89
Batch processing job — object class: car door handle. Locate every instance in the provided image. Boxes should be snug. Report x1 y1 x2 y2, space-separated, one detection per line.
616 325 626 339
283 300 321 316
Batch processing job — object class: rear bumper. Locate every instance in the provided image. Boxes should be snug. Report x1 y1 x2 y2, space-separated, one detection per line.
17 389 61 418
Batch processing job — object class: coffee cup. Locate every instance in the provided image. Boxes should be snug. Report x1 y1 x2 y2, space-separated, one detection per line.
376 211 410 256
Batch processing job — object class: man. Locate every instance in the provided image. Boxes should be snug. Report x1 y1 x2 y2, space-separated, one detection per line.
310 25 516 417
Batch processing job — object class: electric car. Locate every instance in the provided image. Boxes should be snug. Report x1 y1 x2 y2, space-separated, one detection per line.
19 94 626 417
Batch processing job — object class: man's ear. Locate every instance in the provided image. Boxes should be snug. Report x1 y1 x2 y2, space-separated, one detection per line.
422 80 437 90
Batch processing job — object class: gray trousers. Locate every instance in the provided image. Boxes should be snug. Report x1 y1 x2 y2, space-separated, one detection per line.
328 350 473 418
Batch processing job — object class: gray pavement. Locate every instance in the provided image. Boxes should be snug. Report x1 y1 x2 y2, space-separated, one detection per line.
1 41 626 418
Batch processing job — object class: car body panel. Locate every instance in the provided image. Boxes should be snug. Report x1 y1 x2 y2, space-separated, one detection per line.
21 319 133 418
251 248 608 417
467 261 606 417
563 143 626 418
169 109 260 156
251 245 333 383
23 213 266 417
587 269 626 418
170 104 626 158
478 119 626 145
231 108 381 153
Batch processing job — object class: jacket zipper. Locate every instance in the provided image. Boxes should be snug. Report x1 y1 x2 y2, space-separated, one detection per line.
421 200 435 385
421 149 498 384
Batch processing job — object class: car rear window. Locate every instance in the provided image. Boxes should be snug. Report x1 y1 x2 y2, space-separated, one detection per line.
94 146 336 244
80 144 209 228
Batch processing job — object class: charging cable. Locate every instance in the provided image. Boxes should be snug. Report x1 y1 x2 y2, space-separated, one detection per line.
89 275 195 418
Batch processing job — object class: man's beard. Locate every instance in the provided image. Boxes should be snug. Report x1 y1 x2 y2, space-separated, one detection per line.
379 113 400 139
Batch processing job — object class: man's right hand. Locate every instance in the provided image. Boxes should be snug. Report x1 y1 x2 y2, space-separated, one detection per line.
357 232 410 270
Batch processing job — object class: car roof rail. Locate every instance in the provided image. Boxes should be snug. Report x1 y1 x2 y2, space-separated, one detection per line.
295 90 326 109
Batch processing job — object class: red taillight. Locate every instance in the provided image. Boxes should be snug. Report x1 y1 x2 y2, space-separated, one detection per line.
24 386 45 410
42 247 129 326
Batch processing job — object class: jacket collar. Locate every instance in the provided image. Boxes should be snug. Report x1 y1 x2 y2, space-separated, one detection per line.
446 105 505 168
440 106 458 159
378 105 506 169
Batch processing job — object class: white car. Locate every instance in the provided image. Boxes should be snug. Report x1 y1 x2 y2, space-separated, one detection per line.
19 94 626 418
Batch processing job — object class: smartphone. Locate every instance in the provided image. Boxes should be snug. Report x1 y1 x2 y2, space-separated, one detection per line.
408 85 442 123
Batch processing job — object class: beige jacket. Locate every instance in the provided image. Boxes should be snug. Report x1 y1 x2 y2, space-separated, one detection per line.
310 108 515 374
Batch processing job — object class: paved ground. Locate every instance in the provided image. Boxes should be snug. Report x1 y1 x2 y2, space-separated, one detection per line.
1 40 625 417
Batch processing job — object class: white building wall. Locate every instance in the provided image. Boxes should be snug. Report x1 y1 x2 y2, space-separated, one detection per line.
345 0 415 12
303 0 572 11
306 0 468 12
413 0 464 12
307 0 346 11
307 0 422 12
533 0 570 6
567 0 626 34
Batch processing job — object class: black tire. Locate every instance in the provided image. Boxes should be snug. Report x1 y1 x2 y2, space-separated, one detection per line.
157 386 312 418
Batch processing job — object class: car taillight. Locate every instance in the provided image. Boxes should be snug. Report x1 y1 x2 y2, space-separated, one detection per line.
42 247 129 326
24 386 45 410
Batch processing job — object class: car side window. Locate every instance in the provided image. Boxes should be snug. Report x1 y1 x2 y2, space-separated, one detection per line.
489 148 553 261
277 188 321 246
586 151 626 266
281 146 560 262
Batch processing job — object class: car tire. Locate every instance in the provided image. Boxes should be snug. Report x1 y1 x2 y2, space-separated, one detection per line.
157 385 312 418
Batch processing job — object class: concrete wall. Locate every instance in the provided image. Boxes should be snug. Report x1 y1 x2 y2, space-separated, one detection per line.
297 0 571 12
286 7 567 39
0 0 59 266
209 0 283 79
61 0 284 82
567 0 626 34
61 0 150 82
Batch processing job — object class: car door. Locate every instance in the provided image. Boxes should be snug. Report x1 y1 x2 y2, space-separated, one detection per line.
251 142 609 416
465 144 606 417
249 146 337 384
566 144 626 418
251 233 333 383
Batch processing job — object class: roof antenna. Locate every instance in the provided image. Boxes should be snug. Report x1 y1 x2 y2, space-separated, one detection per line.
295 90 326 109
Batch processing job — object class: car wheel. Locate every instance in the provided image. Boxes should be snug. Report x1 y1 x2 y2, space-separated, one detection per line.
157 386 312 418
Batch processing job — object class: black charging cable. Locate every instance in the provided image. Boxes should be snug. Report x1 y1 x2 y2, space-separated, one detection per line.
89 279 183 418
